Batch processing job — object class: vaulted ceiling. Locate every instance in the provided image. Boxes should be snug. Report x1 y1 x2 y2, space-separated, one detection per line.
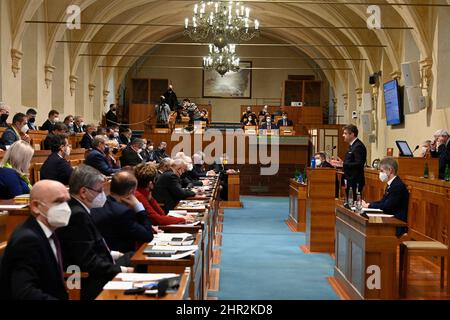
10 0 449 88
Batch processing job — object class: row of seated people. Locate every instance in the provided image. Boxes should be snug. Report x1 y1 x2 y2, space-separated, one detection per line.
241 107 294 129
0 141 231 300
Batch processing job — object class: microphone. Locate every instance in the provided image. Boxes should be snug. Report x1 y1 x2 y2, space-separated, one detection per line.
412 145 420 153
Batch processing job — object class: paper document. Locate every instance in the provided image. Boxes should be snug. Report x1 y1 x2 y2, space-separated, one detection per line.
117 273 178 282
146 249 197 261
0 205 28 210
103 281 133 290
362 208 384 213
166 221 201 228
151 245 199 252
367 213 394 218
152 233 192 241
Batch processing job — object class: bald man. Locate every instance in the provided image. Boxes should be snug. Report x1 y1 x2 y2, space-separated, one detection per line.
0 180 71 300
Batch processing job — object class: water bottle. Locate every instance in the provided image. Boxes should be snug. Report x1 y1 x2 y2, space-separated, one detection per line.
348 187 354 207
355 193 362 213
311 157 316 169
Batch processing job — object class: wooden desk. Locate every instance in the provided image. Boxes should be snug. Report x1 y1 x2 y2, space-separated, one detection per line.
130 232 204 300
305 168 336 253
286 179 306 232
221 172 243 208
334 204 407 299
0 201 30 240
96 269 191 300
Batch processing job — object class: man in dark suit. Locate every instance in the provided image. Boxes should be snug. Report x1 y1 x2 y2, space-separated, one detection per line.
277 112 294 127
259 115 278 130
154 141 169 163
241 106 257 124
314 152 334 168
26 108 38 131
0 112 31 146
119 128 132 146
41 110 60 132
57 165 134 300
163 84 179 111
153 159 196 213
0 103 10 128
92 171 153 253
120 138 145 167
430 129 450 180
331 124 367 199
41 135 73 185
73 116 85 133
362 158 409 236
105 104 118 127
85 136 121 176
79 124 96 150
0 180 71 300
43 122 68 150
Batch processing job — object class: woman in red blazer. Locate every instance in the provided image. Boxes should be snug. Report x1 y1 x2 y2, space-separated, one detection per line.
134 163 193 226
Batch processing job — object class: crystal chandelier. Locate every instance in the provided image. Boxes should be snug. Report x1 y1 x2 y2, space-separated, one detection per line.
203 44 240 76
184 0 260 49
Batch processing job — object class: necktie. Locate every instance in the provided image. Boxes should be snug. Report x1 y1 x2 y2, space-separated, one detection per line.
51 233 65 279
284 120 287 126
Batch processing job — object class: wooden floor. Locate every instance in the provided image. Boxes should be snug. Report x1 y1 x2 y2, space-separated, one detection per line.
403 256 450 300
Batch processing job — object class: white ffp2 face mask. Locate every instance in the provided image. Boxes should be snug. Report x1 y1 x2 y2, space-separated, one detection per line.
21 124 29 134
379 172 389 183
91 191 107 209
315 159 322 167
42 202 72 228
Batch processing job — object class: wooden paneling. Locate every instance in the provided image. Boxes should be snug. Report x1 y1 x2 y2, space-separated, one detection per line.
305 168 337 253
334 204 407 299
287 179 307 232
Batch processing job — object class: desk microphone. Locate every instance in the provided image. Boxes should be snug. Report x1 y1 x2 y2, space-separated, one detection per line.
412 145 420 154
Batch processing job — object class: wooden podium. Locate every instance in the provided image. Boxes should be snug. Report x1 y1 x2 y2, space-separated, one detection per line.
220 172 243 208
286 179 306 232
332 204 407 299
304 168 336 253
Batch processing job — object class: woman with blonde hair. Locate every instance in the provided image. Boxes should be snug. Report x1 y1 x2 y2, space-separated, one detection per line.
0 140 34 199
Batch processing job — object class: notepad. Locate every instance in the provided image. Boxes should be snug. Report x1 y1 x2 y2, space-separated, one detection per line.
367 213 394 218
103 281 133 290
117 273 178 282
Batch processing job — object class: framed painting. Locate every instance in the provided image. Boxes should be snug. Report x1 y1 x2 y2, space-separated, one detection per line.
202 61 252 99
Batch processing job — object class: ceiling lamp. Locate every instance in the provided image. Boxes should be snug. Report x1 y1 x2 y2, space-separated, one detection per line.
203 44 240 76
184 0 260 49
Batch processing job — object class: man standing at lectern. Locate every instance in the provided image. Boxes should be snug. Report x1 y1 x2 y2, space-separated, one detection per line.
331 124 367 200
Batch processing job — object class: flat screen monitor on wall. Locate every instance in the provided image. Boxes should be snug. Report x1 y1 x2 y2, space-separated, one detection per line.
383 79 403 126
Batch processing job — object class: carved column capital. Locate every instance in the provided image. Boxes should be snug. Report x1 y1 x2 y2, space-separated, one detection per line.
69 75 78 96
390 70 401 80
420 58 433 95
44 65 56 88
88 83 96 102
11 49 23 78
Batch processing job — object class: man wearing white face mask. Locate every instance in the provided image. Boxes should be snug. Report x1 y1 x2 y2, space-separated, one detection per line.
362 157 409 236
41 135 73 185
57 165 134 300
0 180 71 300
0 112 31 146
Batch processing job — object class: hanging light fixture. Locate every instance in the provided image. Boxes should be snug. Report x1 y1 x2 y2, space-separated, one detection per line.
203 44 240 76
184 0 260 49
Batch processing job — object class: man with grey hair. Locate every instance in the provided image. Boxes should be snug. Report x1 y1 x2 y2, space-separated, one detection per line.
153 158 196 213
120 138 146 167
431 129 450 180
57 165 134 300
85 135 121 176
0 102 10 127
362 157 408 236
80 123 97 149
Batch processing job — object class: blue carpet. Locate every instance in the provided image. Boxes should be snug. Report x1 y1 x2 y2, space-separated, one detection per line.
213 196 339 300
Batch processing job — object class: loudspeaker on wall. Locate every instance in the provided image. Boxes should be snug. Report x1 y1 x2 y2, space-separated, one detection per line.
401 61 421 87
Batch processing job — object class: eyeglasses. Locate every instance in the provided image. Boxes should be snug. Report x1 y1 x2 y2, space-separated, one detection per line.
85 186 103 194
